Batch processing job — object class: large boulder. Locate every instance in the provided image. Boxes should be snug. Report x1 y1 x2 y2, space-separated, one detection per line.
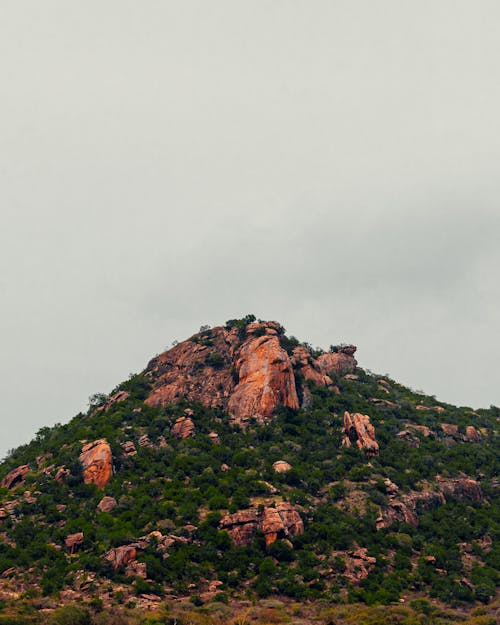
171 416 196 439
1 465 29 490
228 323 299 421
79 439 113 489
342 412 379 456
316 345 357 377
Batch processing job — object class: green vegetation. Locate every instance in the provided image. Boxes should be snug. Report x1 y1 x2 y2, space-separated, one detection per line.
0 321 498 613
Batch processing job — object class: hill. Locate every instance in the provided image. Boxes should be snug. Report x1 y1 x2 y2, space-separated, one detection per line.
0 316 498 624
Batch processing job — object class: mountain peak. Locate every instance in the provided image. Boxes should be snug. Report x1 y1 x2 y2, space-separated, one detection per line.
143 318 356 422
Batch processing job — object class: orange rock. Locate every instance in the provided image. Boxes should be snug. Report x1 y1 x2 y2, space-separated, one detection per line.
291 346 333 387
228 330 299 421
465 425 481 443
171 416 195 439
1 465 30 490
97 496 117 512
65 532 84 553
79 439 113 489
105 545 137 570
316 346 357 377
342 412 379 456
272 460 292 473
440 423 458 437
220 503 303 548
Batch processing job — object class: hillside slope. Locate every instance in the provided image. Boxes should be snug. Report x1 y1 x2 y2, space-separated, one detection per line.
0 316 498 614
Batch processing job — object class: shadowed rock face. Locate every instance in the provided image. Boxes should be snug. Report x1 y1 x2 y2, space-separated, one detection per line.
1 465 30 490
144 321 356 423
219 502 304 547
342 412 379 456
79 439 113 489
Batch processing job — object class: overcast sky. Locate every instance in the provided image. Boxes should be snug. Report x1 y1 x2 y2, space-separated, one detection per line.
1 2 499 459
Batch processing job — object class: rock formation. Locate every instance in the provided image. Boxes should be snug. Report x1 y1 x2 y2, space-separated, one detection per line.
79 439 113 489
65 532 84 554
105 545 137 571
144 320 351 424
273 460 292 473
342 412 379 456
316 345 357 377
376 477 484 529
219 502 304 547
171 416 195 439
465 425 481 443
1 465 29 490
97 496 117 513
228 323 299 421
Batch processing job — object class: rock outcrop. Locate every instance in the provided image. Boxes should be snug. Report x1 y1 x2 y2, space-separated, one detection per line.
65 532 84 554
273 460 292 473
316 345 357 377
171 416 195 439
144 320 353 424
79 439 113 489
291 346 333 388
465 425 481 443
1 465 29 490
105 545 137 571
377 477 484 529
342 412 379 456
228 323 299 421
97 496 117 513
220 502 304 547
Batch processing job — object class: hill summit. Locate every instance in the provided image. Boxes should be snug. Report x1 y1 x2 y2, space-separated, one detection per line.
0 316 498 620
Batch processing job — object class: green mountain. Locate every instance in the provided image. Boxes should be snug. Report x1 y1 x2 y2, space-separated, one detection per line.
0 317 498 624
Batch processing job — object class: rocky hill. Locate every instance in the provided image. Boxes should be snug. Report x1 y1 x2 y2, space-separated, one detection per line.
0 315 498 622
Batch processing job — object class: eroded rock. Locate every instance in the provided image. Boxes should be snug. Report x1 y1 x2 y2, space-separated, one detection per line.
171 416 195 439
79 439 113 489
1 465 29 490
272 460 292 473
97 496 117 513
220 502 303 547
342 412 379 456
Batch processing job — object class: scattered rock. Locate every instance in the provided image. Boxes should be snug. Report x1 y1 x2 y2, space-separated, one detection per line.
220 463 230 472
440 423 459 437
171 416 195 439
342 412 379 456
54 466 70 484
272 460 292 473
208 432 220 444
97 496 117 513
65 532 84 554
465 425 481 443
220 502 304 548
122 441 137 456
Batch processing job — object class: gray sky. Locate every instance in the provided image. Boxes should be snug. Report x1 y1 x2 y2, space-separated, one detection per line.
1 1 499 459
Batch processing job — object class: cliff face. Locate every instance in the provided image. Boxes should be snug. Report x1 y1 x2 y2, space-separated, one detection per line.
144 320 356 422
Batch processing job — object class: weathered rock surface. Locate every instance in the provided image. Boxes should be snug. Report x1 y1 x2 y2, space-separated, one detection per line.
65 532 84 553
377 476 484 529
97 496 117 513
79 439 113 489
171 416 196 439
228 323 299 421
291 346 333 387
441 423 459 437
144 321 351 423
342 412 379 456
122 441 137 457
1 465 29 490
273 460 292 473
465 425 481 443
220 502 304 547
105 545 137 571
